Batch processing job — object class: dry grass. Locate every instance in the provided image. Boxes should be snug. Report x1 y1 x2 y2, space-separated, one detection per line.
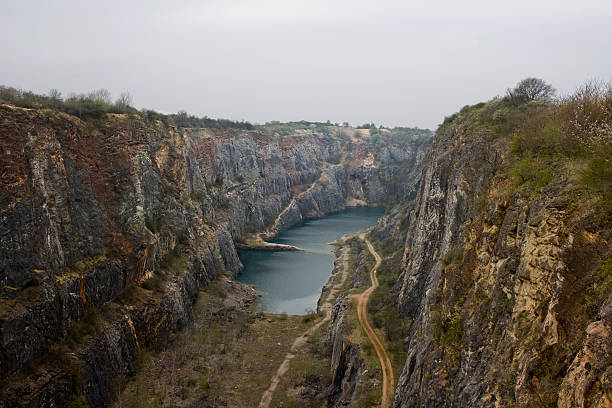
269 322 332 408
111 282 320 408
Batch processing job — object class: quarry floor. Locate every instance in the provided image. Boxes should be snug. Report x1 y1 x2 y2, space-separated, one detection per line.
111 278 330 408
112 232 400 408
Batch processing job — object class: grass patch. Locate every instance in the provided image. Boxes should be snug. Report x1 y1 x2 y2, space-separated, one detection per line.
159 249 186 273
441 244 464 267
270 320 331 407
585 258 612 317
0 284 43 313
69 307 102 345
113 283 149 305
301 309 321 324
327 153 342 164
140 248 186 293
140 270 167 293
131 347 152 375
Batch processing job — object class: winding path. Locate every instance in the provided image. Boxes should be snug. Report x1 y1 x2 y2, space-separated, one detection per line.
258 233 394 408
353 234 395 408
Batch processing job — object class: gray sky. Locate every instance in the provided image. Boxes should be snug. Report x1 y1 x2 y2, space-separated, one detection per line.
2 0 611 129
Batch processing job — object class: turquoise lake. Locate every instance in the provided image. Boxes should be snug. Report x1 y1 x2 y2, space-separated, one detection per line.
236 207 385 315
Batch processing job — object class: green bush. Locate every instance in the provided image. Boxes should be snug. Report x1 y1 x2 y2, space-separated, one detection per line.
179 387 190 400
327 153 342 164
301 309 319 323
511 158 553 189
581 147 612 199
361 340 374 355
504 80 610 202
131 346 152 374
440 304 463 347
585 258 612 317
509 111 560 157
441 244 464 266
70 307 102 344
160 249 186 273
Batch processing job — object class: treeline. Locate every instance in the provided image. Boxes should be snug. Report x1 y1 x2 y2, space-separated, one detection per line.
141 109 254 130
0 86 254 130
259 120 433 142
0 86 136 118
259 120 338 136
368 127 433 151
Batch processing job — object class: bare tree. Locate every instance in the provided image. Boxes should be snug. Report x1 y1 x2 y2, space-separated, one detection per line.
48 88 62 100
116 91 132 107
506 78 555 105
88 88 112 103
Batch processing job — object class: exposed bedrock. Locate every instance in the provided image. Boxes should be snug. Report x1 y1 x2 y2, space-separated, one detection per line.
0 106 431 406
383 114 611 407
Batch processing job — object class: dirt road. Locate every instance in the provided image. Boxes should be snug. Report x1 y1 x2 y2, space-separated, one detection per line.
258 233 394 408
353 234 395 408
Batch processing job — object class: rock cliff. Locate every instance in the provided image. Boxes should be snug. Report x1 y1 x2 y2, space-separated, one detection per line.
321 95 610 408
385 100 611 407
3 84 609 408
0 105 431 407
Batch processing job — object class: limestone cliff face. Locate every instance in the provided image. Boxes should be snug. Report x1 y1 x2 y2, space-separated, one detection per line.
388 112 611 407
0 106 431 406
0 108 238 407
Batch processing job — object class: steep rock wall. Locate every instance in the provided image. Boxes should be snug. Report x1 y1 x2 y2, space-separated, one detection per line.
390 114 611 407
0 106 431 406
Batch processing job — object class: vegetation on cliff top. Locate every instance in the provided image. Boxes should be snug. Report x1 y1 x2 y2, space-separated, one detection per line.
0 86 434 139
441 78 611 217
0 85 255 129
421 78 611 406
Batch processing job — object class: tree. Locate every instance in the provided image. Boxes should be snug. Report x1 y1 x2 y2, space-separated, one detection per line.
87 88 112 104
116 91 132 107
48 88 62 100
506 78 555 106
113 91 133 113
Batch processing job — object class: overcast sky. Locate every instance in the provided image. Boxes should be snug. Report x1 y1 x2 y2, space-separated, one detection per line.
2 0 611 129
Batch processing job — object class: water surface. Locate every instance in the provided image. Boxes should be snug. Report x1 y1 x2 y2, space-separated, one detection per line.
237 207 385 314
